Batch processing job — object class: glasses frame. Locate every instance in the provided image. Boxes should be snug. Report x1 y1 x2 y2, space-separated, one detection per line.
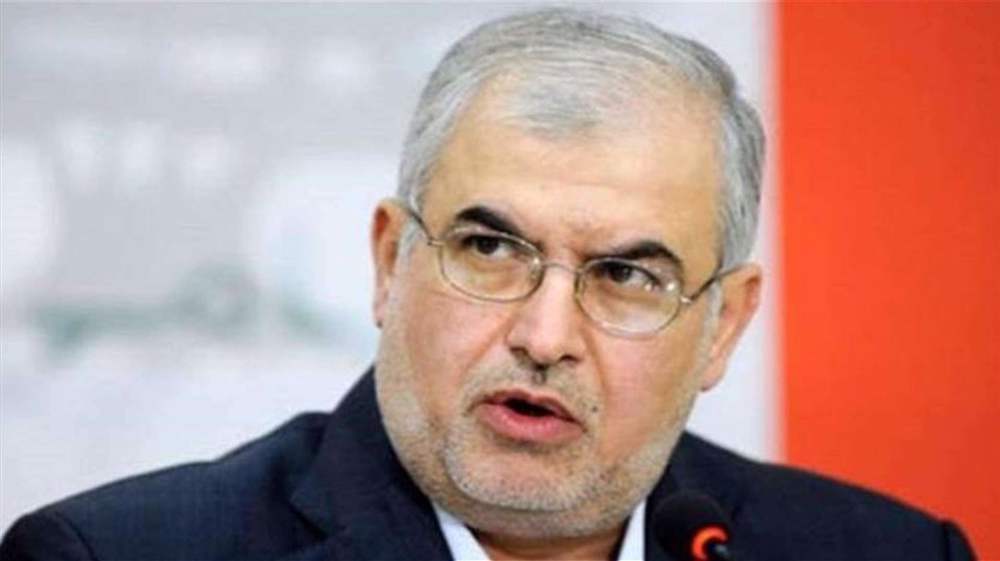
400 202 722 337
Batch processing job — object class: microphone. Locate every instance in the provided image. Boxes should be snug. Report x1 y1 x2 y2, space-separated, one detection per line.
653 491 733 561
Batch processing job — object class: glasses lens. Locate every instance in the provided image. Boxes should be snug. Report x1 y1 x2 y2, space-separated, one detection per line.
578 259 681 334
440 229 539 300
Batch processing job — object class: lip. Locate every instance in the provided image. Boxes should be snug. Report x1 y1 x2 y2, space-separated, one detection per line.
483 389 578 422
474 388 583 445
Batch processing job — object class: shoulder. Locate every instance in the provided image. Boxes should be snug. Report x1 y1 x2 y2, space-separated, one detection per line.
669 433 976 561
0 413 330 561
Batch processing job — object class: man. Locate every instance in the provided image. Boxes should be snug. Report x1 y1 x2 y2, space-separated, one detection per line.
0 8 976 561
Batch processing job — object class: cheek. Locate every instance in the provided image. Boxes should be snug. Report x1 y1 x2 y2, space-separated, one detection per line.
596 333 704 455
396 269 512 418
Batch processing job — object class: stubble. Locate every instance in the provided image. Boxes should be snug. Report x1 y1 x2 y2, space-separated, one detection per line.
373 298 709 538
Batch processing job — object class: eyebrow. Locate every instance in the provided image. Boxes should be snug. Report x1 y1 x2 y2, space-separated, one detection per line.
453 205 526 239
585 240 685 275
450 204 686 275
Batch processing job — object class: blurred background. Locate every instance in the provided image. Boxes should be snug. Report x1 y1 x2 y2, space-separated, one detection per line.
1 2 996 556
0 0 775 535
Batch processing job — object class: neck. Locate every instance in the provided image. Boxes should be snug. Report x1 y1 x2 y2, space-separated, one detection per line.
475 523 626 561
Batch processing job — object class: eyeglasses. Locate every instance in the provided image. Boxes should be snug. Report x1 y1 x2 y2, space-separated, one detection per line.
402 204 721 337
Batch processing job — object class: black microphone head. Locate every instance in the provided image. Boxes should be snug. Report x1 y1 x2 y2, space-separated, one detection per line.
653 491 733 561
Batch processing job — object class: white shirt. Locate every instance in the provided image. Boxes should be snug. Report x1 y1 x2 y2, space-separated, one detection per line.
434 500 647 561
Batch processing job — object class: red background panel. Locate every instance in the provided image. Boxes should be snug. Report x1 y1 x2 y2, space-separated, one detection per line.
779 2 999 557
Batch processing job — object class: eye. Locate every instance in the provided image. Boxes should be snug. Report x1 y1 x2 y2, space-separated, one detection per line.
593 261 663 292
459 234 518 259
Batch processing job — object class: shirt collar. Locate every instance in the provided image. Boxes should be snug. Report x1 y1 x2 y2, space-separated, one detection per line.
433 500 647 561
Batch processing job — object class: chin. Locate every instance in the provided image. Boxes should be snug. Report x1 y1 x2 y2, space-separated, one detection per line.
441 421 604 512
431 419 678 540
432 454 655 539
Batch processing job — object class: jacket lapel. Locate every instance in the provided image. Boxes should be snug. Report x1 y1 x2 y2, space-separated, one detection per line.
283 370 453 561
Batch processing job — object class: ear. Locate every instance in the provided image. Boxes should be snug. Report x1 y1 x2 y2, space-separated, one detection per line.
698 263 763 391
370 199 409 328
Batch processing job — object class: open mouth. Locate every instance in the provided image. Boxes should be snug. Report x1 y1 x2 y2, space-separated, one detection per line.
504 397 557 418
484 390 576 422
477 390 583 444
477 390 582 444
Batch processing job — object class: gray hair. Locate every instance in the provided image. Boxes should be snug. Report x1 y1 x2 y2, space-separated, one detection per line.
397 8 765 271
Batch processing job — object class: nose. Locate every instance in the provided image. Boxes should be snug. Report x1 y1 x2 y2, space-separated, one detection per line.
504 264 586 368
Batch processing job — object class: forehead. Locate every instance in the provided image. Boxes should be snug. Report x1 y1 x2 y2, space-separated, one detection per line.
423 90 722 274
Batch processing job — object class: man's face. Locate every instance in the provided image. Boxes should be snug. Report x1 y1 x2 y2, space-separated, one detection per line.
371 93 760 539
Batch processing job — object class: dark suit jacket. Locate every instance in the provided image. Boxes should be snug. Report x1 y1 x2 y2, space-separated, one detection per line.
1 371 976 561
